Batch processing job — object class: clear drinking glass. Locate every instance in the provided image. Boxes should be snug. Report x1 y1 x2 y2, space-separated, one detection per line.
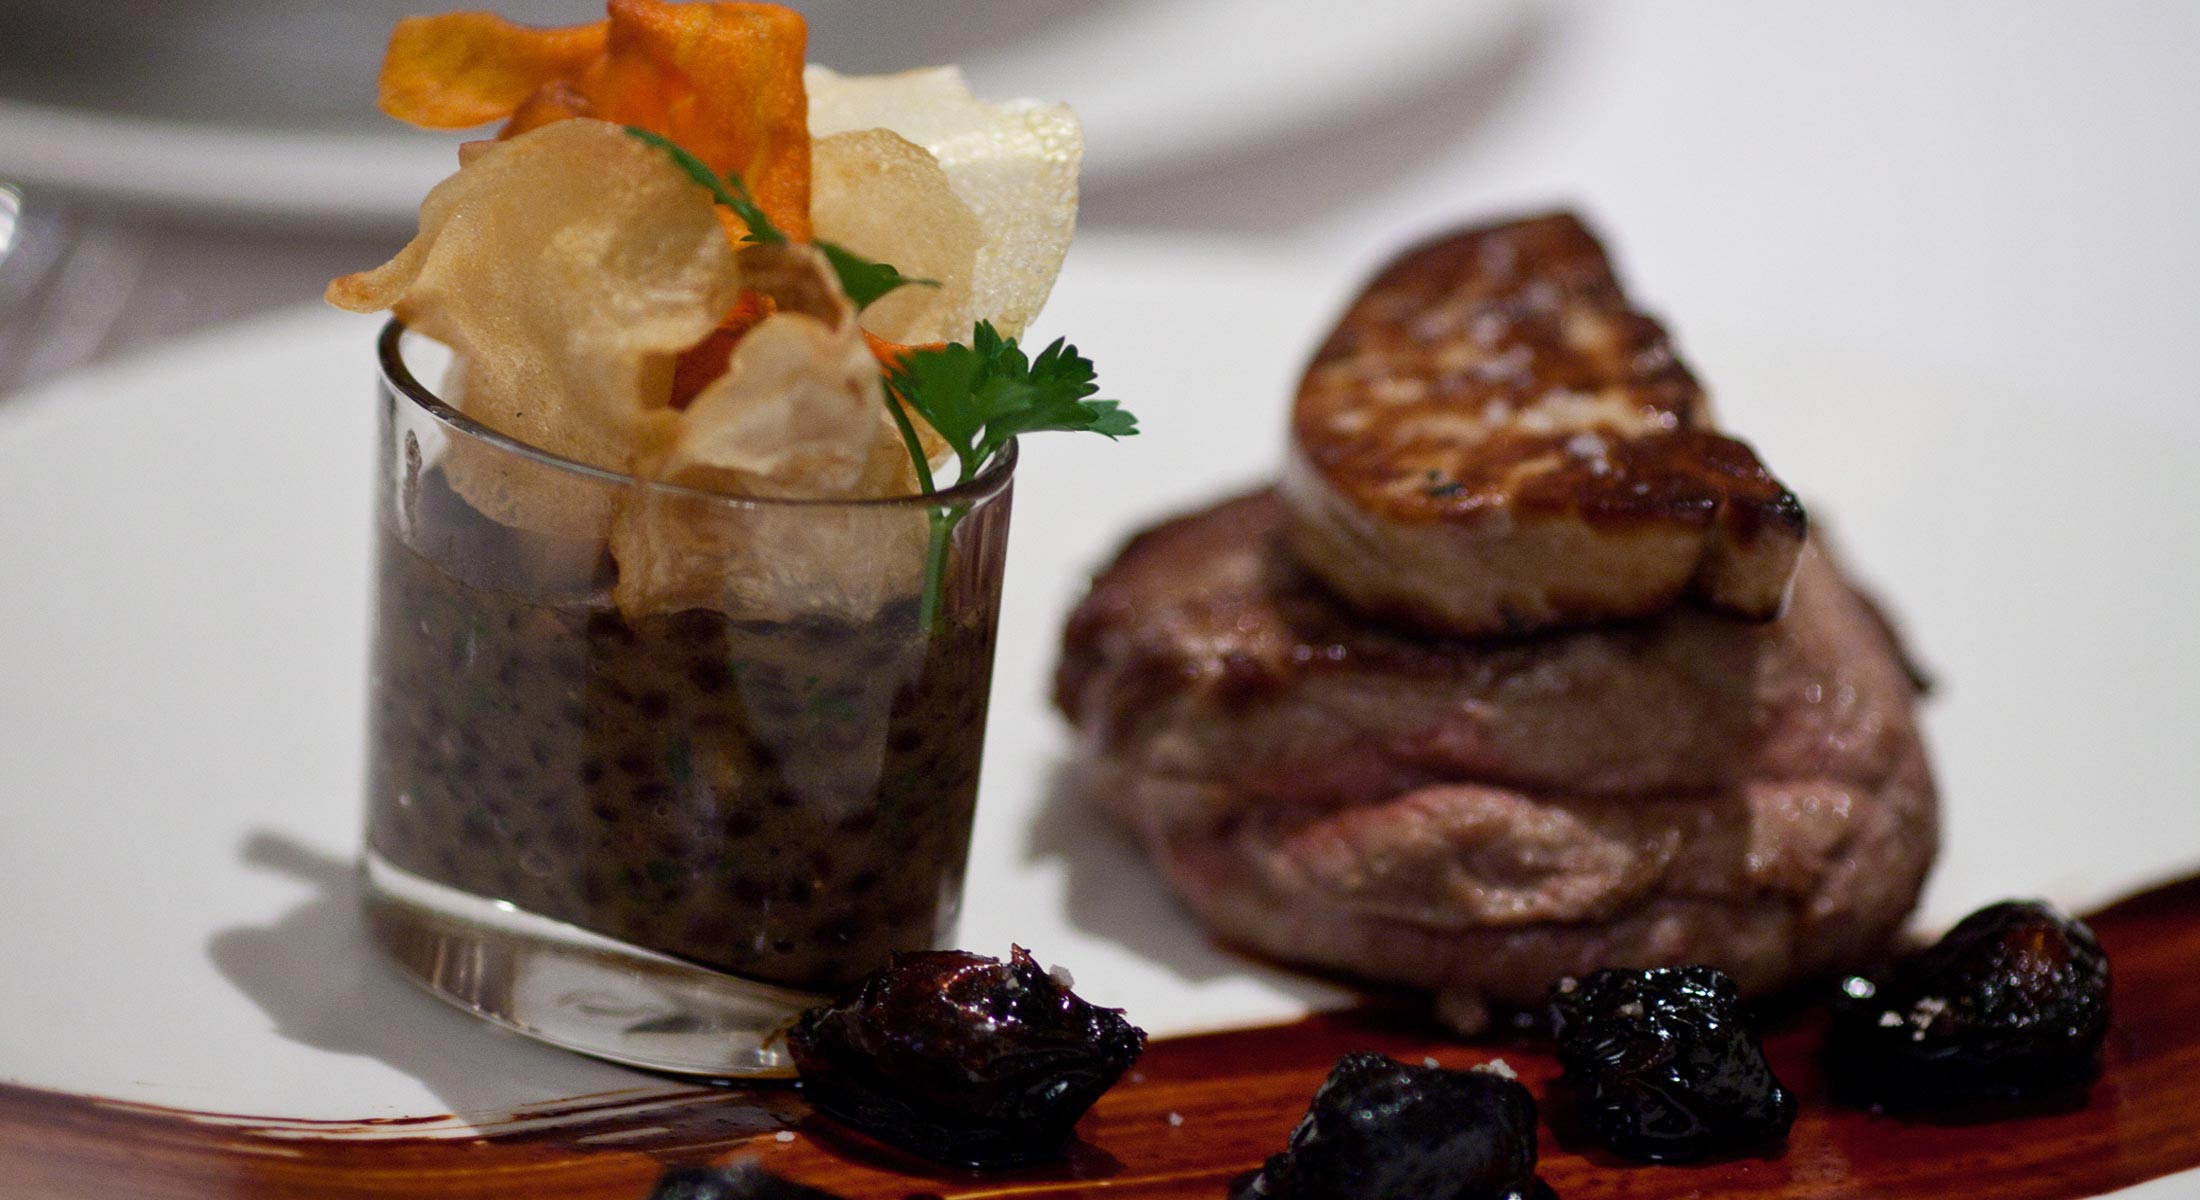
361 322 1014 1077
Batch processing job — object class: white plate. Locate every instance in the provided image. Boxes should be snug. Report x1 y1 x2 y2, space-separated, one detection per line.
0 232 2195 1164
0 0 1532 228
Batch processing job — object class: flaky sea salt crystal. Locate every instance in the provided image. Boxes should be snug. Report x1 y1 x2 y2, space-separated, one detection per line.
1473 1058 1518 1080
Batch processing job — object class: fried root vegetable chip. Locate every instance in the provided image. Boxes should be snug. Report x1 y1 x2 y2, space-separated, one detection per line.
654 246 900 496
379 12 606 129
328 118 742 534
613 245 925 621
610 475 928 622
810 129 983 346
381 0 812 241
806 65 1081 339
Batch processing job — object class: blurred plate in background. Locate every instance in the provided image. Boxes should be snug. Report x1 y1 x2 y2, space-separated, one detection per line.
0 0 1532 228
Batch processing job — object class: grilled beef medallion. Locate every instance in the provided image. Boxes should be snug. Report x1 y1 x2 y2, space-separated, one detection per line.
1054 491 1935 1031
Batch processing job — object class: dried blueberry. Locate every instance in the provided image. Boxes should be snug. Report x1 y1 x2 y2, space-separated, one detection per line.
1547 965 1794 1162
787 946 1146 1169
646 1160 845 1200
1827 899 2110 1110
1232 1053 1541 1200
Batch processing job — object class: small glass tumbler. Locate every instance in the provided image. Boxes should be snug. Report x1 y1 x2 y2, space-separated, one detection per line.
362 323 1014 1076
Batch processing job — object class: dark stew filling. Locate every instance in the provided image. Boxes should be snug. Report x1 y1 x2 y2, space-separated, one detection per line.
366 471 997 992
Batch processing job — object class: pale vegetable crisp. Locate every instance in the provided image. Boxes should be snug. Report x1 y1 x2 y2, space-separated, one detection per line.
327 1 1109 621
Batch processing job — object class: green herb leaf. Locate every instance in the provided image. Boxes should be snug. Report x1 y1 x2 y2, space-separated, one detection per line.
626 125 1134 633
624 126 783 242
723 184 786 245
625 126 932 305
885 321 1135 631
885 320 1137 484
816 239 936 308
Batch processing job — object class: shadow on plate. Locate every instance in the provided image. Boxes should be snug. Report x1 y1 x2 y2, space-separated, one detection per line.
205 829 651 1120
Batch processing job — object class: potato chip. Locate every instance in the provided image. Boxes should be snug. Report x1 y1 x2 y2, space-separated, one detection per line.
613 243 926 620
810 129 982 346
610 479 927 623
653 251 883 495
379 0 812 241
670 291 775 408
329 118 742 534
351 12 1086 621
806 64 1081 338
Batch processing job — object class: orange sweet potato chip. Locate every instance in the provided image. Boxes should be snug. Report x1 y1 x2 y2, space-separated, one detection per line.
379 0 811 240
379 13 606 128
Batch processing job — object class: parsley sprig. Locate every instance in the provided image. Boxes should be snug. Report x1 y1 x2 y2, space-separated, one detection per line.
884 323 1135 626
628 126 1137 628
626 127 933 307
885 322 1136 492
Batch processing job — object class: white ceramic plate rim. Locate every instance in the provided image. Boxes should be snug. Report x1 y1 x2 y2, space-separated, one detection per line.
0 235 2192 1200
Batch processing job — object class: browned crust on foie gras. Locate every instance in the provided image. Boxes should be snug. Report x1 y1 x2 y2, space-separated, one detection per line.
1283 211 1806 637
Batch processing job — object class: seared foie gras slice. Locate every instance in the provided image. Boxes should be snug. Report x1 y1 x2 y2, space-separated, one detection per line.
1282 213 1805 637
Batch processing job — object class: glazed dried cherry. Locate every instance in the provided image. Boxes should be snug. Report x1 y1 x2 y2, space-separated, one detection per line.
1828 899 2110 1110
1232 1052 1542 1200
787 946 1145 1168
646 1161 845 1200
1547 965 1794 1162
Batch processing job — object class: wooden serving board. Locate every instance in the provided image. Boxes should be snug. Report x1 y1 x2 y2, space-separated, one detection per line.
4 874 2197 1200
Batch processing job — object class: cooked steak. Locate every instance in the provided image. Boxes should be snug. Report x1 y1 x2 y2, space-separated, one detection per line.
1054 491 1935 1029
1283 213 1806 638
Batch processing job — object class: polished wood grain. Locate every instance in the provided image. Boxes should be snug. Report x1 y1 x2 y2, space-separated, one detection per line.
5 875 2197 1199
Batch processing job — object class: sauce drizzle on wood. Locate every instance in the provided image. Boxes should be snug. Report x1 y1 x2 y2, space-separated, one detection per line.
5 874 2198 1199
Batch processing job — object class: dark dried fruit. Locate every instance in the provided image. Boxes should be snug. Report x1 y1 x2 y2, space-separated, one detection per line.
1547 965 1795 1162
1232 1052 1541 1200
1828 899 2111 1110
646 1160 845 1200
787 946 1146 1169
